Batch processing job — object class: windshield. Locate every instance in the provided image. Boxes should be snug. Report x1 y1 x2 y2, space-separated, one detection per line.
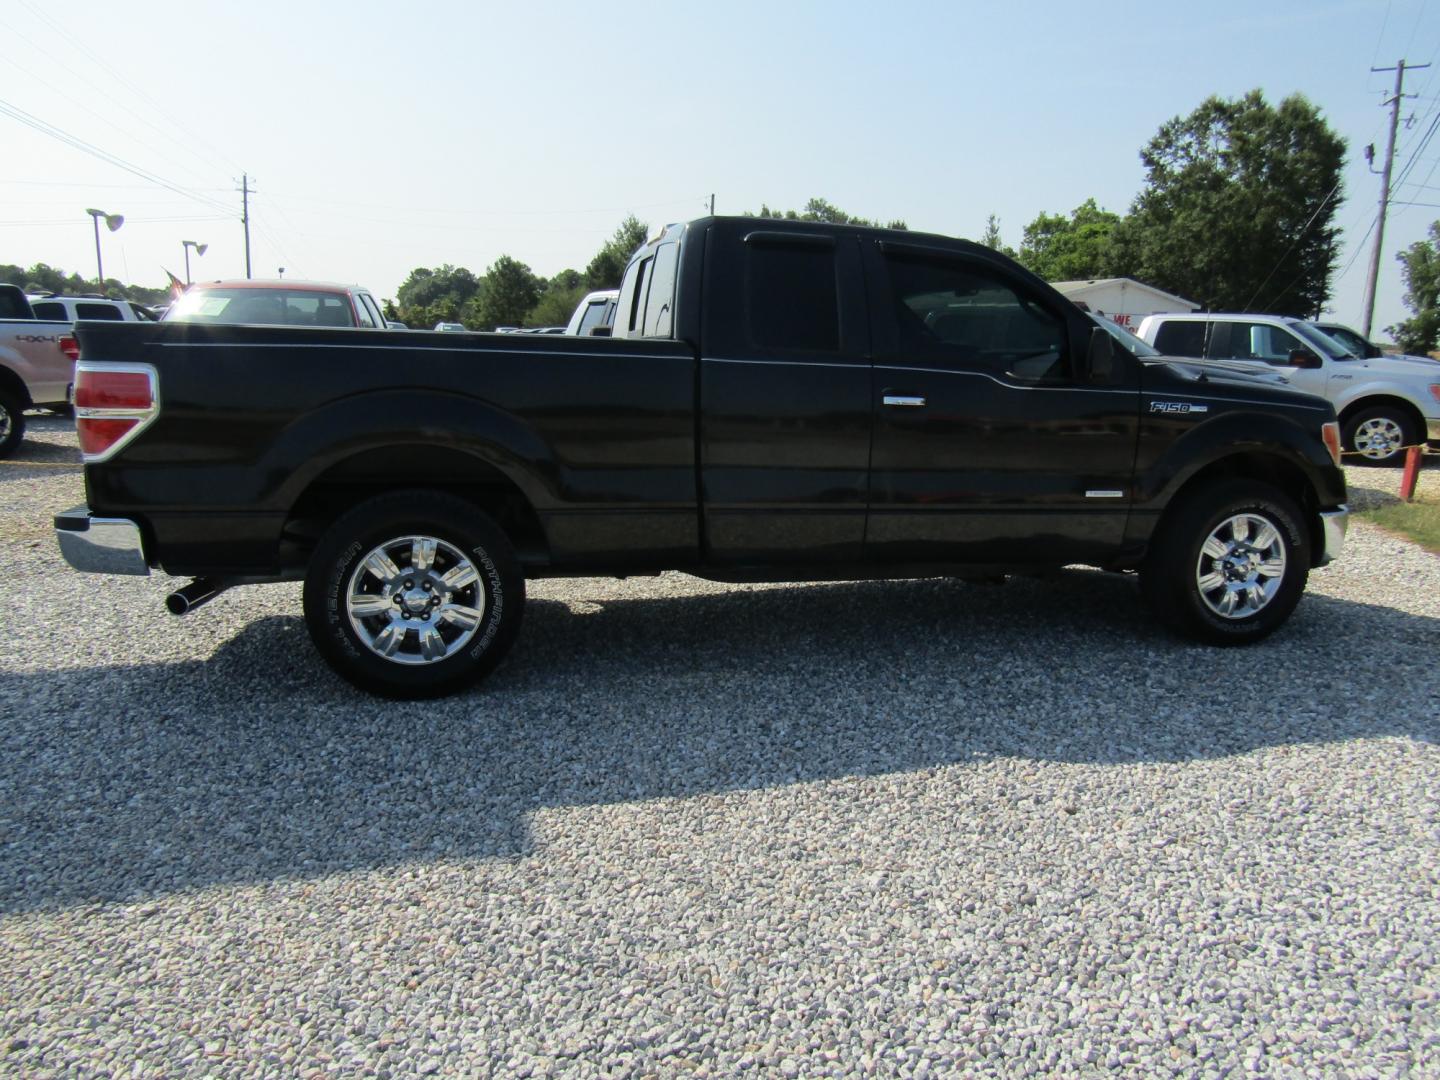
166 287 355 327
1290 321 1356 360
1314 323 1370 357
1089 313 1160 357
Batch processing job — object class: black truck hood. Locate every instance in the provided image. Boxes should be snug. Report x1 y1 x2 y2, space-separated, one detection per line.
1140 354 1292 388
1138 355 1331 414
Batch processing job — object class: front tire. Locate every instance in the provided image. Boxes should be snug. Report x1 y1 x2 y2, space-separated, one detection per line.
1343 405 1415 465
1141 479 1309 645
0 389 25 459
303 491 525 698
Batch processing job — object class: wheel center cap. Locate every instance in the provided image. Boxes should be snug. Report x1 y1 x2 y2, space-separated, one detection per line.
401 587 430 613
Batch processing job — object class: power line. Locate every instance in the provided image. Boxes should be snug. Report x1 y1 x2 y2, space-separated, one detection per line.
1242 179 1344 310
15 0 245 182
0 97 233 217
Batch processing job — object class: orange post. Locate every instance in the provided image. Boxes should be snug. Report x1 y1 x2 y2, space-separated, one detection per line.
1400 445 1423 502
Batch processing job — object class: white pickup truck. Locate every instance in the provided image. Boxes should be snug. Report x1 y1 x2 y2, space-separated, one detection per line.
0 284 79 457
1136 312 1440 464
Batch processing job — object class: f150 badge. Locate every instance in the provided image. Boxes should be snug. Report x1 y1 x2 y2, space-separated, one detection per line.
1149 401 1209 414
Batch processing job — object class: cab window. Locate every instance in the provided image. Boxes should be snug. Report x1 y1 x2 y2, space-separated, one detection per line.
883 254 1066 380
1206 322 1304 364
352 294 377 328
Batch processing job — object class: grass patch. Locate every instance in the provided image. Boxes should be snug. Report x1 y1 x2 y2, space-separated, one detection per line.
1358 497 1440 554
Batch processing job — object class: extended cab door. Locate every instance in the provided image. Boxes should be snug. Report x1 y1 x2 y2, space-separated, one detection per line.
698 221 872 563
863 240 1140 564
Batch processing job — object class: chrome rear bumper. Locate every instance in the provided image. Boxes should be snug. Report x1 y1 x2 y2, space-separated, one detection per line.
54 506 150 575
1317 506 1348 568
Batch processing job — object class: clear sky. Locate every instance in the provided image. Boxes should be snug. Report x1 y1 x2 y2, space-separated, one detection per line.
3 0 1438 337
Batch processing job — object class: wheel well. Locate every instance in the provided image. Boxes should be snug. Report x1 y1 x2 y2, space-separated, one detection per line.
1338 395 1426 440
1166 452 1324 562
0 365 32 408
283 446 548 566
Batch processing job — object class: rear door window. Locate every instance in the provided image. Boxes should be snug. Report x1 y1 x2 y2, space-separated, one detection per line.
1152 321 1207 357
745 240 840 353
30 301 66 321
75 303 124 321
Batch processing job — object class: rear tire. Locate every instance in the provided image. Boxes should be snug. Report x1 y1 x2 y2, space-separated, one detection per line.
303 491 525 698
0 389 25 459
1343 405 1415 465
1140 479 1309 645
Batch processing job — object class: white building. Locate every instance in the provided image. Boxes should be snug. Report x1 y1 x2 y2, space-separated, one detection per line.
1050 278 1198 332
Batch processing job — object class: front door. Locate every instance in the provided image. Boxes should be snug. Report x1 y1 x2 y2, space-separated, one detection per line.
863 241 1140 565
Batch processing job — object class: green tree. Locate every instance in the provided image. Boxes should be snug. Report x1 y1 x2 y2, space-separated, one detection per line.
584 216 650 289
395 264 481 310
526 270 587 328
471 255 542 330
1016 199 1122 281
0 261 169 305
1123 89 1346 314
977 213 1017 258
1387 222 1440 354
747 197 907 230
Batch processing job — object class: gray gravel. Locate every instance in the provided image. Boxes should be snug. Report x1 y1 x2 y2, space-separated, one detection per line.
2 417 1437 1077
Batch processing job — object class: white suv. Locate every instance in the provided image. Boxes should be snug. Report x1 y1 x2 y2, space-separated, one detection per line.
27 295 158 323
1136 312 1440 463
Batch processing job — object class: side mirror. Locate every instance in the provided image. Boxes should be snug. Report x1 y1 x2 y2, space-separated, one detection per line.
588 325 612 337
385 320 407 330
1287 348 1322 369
1083 326 1115 382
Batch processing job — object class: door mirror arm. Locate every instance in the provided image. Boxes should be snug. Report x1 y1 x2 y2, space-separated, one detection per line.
1083 326 1115 383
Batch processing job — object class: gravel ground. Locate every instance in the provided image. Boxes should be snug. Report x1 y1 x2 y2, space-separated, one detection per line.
1 417 1437 1078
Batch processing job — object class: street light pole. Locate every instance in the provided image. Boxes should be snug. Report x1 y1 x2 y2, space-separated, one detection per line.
85 208 124 292
181 240 208 286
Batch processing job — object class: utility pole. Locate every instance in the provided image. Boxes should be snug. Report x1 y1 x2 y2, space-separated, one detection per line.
239 174 253 280
1361 59 1428 337
709 193 715 215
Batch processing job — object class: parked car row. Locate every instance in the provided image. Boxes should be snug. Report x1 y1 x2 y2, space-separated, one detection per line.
1133 312 1440 464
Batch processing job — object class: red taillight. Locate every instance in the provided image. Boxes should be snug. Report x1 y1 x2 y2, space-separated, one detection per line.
74 363 158 461
75 369 154 411
60 334 79 362
77 417 142 457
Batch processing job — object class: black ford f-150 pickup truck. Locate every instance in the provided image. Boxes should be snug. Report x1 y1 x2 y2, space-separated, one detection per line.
56 217 1349 697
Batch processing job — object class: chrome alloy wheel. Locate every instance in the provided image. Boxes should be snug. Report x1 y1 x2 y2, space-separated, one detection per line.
1194 513 1288 619
1352 416 1405 460
345 535 486 665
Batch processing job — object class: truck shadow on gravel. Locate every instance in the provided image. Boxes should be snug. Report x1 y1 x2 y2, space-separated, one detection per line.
2 570 1436 913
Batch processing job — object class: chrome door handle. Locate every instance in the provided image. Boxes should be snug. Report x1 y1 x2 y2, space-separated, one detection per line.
883 395 926 407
